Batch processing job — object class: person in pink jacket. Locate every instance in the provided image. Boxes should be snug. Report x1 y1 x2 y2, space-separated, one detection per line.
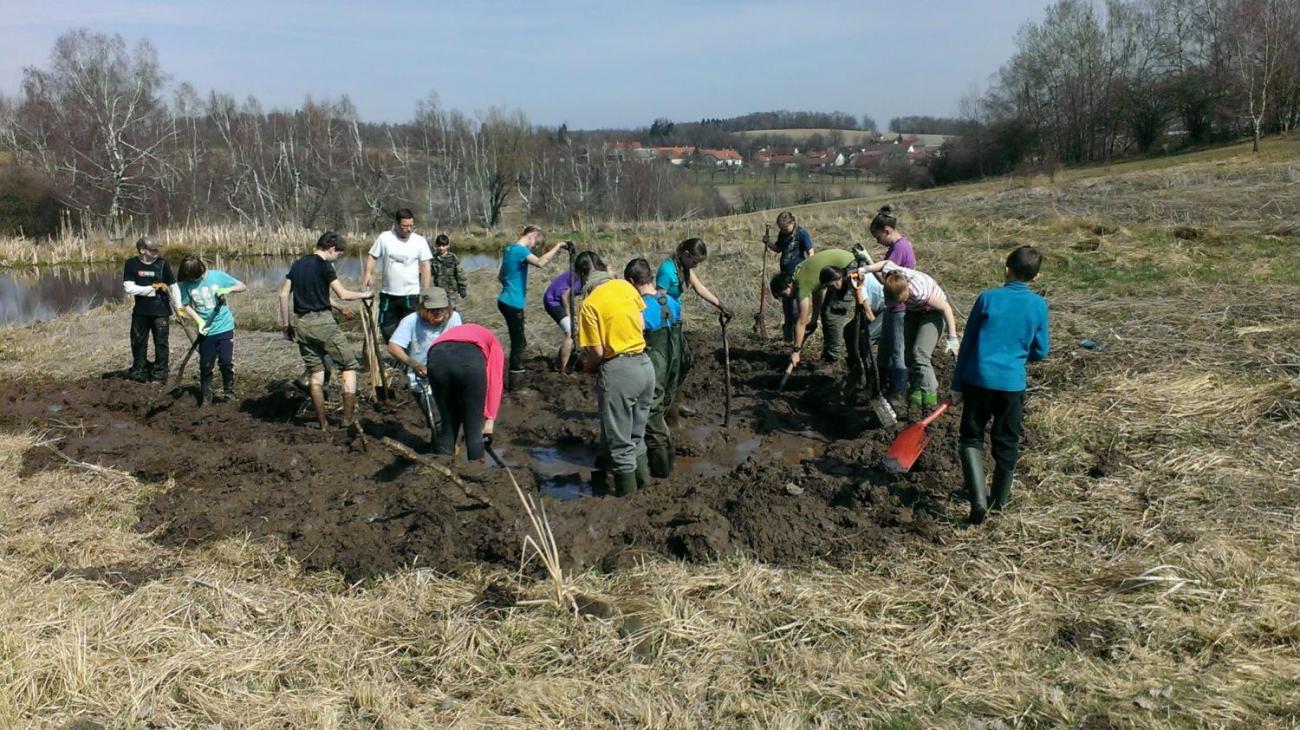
424 323 505 461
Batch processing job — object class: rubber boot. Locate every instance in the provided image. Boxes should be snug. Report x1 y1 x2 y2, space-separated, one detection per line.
199 376 214 407
309 383 329 430
635 451 651 490
214 370 235 403
647 446 672 478
990 467 1014 512
960 446 988 525
612 470 639 497
590 452 612 494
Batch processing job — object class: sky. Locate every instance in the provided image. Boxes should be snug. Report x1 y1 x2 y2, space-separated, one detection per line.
0 0 1053 130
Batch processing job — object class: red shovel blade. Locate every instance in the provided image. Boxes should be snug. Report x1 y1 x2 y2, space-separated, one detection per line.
882 402 950 474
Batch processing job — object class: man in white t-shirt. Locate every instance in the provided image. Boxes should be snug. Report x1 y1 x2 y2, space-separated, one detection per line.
363 207 433 341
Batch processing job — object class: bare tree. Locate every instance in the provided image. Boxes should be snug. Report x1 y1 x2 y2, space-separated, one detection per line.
1229 0 1296 151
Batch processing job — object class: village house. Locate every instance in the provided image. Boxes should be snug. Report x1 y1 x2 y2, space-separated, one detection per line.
699 148 744 167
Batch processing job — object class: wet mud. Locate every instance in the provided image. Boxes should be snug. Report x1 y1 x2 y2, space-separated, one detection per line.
2 331 973 580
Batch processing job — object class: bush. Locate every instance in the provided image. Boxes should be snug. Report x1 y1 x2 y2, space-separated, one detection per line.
0 165 69 238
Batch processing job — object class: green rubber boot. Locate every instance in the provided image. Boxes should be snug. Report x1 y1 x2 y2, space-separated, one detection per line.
612 470 639 497
960 446 988 525
635 451 651 489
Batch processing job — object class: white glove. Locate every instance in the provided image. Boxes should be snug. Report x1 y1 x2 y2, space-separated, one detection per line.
944 335 960 356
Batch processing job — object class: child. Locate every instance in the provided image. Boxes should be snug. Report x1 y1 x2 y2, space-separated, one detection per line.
177 256 247 405
656 238 732 386
763 211 815 342
424 323 505 463
542 251 600 372
861 258 959 419
951 246 1050 524
430 234 468 303
869 205 917 402
626 257 682 479
497 225 570 391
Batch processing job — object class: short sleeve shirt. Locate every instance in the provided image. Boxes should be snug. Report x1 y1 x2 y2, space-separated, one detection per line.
180 270 239 335
578 279 646 357
390 310 463 386
286 254 337 315
497 243 531 309
369 230 433 296
775 227 815 272
655 258 684 301
879 261 945 310
792 249 855 301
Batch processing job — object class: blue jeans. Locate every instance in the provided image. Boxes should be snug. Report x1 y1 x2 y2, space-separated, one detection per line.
198 329 234 386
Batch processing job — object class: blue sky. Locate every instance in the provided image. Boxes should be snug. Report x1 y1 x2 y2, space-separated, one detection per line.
0 0 1053 129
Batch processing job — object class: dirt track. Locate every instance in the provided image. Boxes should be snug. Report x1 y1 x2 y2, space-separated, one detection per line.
1 331 970 580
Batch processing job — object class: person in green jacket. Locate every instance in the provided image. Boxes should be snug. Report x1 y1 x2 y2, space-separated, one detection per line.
430 234 468 304
768 248 857 370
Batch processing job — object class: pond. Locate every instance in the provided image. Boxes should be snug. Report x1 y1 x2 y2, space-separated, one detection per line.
0 253 498 327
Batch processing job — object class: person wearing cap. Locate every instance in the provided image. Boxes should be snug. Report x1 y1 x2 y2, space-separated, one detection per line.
386 286 463 433
578 259 655 496
429 234 469 304
362 208 433 342
122 237 179 382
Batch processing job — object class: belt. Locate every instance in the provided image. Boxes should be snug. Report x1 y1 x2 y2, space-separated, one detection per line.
602 350 646 362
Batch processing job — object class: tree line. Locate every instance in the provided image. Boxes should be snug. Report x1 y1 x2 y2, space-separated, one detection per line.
930 0 1300 186
0 31 740 238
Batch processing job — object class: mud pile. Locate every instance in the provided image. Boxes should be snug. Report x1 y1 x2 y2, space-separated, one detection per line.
2 331 968 580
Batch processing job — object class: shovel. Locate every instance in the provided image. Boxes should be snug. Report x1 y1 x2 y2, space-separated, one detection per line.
882 402 949 474
719 312 732 426
858 309 897 427
776 361 795 393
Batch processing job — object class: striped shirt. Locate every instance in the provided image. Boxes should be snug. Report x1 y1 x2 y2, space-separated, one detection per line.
880 261 946 311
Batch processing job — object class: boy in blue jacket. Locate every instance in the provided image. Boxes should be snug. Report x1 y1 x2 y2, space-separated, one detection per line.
951 246 1050 524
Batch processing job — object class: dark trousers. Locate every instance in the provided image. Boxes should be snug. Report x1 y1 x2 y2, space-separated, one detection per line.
881 308 907 395
497 300 527 372
378 293 417 342
198 330 235 388
427 341 488 461
781 297 798 343
130 313 170 378
959 386 1026 484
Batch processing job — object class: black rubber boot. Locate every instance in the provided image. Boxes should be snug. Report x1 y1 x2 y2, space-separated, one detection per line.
199 376 214 407
612 470 639 497
635 452 651 489
215 370 235 402
990 467 1014 512
590 452 612 494
647 446 672 478
960 446 988 525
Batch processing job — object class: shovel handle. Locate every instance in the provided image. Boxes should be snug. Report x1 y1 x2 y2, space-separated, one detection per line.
918 401 950 427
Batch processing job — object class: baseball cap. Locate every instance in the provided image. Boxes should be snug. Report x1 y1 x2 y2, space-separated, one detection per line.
136 237 160 252
419 286 450 309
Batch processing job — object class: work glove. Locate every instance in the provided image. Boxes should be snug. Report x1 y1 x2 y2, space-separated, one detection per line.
151 282 170 292
216 286 235 296
944 334 960 356
563 240 576 253
458 286 468 300
949 389 964 406
852 244 871 264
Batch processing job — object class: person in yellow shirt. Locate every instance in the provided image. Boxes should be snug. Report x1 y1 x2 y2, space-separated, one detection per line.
578 260 656 496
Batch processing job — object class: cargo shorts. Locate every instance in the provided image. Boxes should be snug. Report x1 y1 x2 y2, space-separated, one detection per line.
293 310 360 372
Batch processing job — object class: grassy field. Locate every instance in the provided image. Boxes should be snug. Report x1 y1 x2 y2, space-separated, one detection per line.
0 136 1298 726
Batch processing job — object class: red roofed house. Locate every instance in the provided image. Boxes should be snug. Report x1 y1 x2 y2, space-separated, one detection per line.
700 148 744 167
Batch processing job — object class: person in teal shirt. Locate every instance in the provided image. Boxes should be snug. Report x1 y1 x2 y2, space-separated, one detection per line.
178 256 247 405
654 238 731 390
496 225 569 390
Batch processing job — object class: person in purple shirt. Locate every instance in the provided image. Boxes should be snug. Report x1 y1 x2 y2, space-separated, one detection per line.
870 205 917 403
542 251 601 372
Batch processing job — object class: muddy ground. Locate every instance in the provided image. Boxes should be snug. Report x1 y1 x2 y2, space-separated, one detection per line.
1 330 979 580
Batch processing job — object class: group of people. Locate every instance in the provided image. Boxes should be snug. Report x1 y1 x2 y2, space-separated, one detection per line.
122 203 1049 522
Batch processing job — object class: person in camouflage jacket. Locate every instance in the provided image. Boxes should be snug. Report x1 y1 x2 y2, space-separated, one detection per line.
430 233 468 302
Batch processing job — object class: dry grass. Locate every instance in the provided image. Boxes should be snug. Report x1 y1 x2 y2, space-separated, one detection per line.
1 136 1299 726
